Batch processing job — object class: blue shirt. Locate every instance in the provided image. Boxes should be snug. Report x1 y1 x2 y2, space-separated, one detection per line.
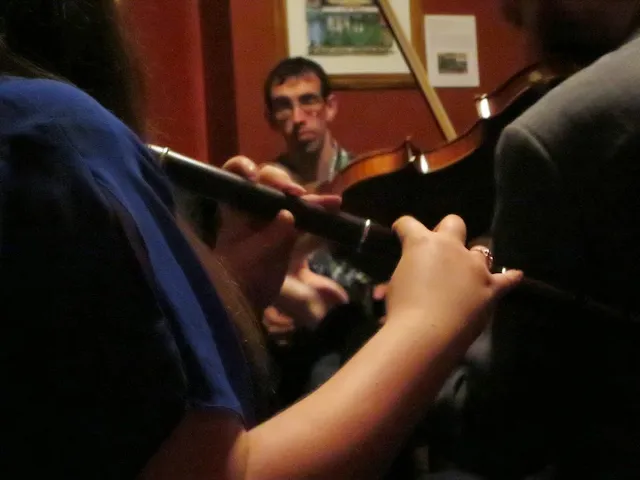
0 77 253 478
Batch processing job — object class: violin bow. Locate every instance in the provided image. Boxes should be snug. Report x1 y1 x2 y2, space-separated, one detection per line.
376 0 457 142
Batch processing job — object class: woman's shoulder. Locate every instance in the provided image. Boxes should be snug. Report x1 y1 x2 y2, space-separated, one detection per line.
0 76 96 107
0 75 165 198
0 76 120 133
0 75 143 157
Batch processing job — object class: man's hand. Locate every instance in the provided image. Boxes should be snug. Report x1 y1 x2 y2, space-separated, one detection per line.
264 259 349 339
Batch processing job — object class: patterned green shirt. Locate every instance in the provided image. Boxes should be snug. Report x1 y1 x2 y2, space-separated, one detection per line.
329 144 352 181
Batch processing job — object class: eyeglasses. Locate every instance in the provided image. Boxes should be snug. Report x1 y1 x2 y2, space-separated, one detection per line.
271 93 325 122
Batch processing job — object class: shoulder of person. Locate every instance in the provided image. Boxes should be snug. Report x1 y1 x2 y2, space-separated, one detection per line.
0 76 105 117
506 40 640 158
0 76 169 207
0 75 143 154
0 75 133 152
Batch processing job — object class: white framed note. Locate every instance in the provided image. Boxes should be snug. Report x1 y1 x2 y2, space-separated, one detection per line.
424 15 480 88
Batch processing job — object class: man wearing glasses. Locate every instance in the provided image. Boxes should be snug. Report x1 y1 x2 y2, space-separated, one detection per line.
261 57 434 477
264 56 351 185
261 57 379 404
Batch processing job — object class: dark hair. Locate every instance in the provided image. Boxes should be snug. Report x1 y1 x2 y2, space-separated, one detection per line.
0 0 146 135
263 56 332 113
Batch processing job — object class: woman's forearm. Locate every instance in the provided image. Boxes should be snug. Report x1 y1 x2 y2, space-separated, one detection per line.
245 310 481 479
140 310 481 480
172 213 495 480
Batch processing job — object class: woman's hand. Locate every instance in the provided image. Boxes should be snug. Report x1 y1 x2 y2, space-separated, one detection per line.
214 156 341 313
385 214 522 337
147 213 523 480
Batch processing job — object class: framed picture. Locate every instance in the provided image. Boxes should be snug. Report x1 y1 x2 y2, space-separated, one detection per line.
275 0 425 89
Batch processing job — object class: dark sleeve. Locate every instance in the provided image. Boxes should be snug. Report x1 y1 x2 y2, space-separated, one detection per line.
428 124 584 477
0 138 188 476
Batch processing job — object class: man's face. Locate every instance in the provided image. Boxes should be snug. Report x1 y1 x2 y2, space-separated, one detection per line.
267 73 337 155
502 0 640 63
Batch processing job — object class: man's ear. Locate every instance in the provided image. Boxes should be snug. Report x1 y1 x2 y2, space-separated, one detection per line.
325 93 338 123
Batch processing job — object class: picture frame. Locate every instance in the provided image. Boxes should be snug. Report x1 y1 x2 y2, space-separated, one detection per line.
275 0 425 90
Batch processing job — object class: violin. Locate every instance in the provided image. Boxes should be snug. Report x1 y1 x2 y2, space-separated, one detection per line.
320 63 572 242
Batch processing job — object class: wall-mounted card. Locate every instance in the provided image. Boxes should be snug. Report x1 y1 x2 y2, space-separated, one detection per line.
424 15 480 88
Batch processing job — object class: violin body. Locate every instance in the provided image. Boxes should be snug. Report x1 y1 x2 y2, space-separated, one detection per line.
327 64 570 241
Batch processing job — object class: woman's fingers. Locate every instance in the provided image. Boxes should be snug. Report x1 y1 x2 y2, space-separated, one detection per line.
217 160 300 241
390 214 523 316
257 164 306 196
433 214 467 244
392 215 432 246
492 268 524 297
301 193 342 211
222 157 306 196
468 245 523 296
252 210 297 249
221 157 342 236
393 214 467 246
221 155 258 181
469 245 494 270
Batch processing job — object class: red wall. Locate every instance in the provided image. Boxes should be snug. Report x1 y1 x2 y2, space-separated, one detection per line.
230 0 531 163
122 1 530 167
121 0 209 163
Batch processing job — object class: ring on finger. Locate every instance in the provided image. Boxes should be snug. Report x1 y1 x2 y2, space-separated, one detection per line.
470 245 494 270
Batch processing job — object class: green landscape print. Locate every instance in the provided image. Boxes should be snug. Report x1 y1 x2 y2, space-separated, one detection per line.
306 0 394 56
